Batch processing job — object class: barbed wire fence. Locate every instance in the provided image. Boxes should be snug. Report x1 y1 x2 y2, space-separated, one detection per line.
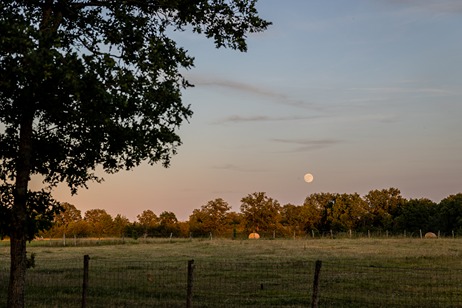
1 257 462 307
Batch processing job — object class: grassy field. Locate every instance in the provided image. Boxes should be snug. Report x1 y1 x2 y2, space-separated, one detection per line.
1 237 462 307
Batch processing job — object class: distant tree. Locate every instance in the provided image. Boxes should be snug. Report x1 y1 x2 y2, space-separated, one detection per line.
329 193 367 232
177 221 191 238
84 209 113 239
158 211 179 237
303 193 338 232
52 202 82 238
113 214 130 238
280 204 304 236
67 219 90 238
125 222 142 240
189 198 232 236
189 209 208 236
159 211 178 226
395 198 437 234
226 211 244 239
363 188 406 231
240 192 281 235
54 203 82 225
227 211 244 226
137 210 159 237
435 193 462 235
1 1 270 306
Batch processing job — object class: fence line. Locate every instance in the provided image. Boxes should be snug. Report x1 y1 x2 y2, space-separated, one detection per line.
318 261 462 307
1 257 462 307
3 230 459 248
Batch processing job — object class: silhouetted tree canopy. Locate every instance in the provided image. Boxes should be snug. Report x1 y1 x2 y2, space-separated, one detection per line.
0 1 270 306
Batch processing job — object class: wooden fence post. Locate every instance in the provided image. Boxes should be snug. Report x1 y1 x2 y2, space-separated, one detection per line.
186 259 195 308
82 255 90 308
311 260 322 308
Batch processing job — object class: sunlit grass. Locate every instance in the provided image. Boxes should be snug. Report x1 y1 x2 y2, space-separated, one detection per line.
1 237 462 307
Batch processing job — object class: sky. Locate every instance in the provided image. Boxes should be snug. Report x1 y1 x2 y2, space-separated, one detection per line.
46 0 462 221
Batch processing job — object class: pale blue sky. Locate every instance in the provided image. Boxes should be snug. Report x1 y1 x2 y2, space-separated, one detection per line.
51 0 462 221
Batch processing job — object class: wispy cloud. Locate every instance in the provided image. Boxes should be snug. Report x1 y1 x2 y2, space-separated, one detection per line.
212 114 322 125
386 0 462 14
272 138 342 152
188 75 322 110
212 164 268 173
348 87 454 95
368 114 400 124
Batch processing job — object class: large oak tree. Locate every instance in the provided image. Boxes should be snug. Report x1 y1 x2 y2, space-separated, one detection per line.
0 1 270 306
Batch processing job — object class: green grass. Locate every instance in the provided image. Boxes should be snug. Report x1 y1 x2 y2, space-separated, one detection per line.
1 238 462 307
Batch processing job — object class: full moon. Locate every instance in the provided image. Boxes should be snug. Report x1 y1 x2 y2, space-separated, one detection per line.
304 173 314 183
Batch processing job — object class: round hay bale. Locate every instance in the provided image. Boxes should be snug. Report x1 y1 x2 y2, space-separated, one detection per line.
248 232 260 239
424 232 437 238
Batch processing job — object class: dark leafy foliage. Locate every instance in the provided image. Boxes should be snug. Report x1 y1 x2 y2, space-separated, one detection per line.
0 0 269 235
0 184 61 240
0 1 269 305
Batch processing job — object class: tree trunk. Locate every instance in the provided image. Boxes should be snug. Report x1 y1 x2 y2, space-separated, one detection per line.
8 111 34 308
8 233 28 308
7 3 61 306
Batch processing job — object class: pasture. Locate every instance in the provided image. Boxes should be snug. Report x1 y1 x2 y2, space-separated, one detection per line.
1 237 462 307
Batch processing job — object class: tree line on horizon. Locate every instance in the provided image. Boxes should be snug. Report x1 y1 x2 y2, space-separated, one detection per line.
38 188 462 239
